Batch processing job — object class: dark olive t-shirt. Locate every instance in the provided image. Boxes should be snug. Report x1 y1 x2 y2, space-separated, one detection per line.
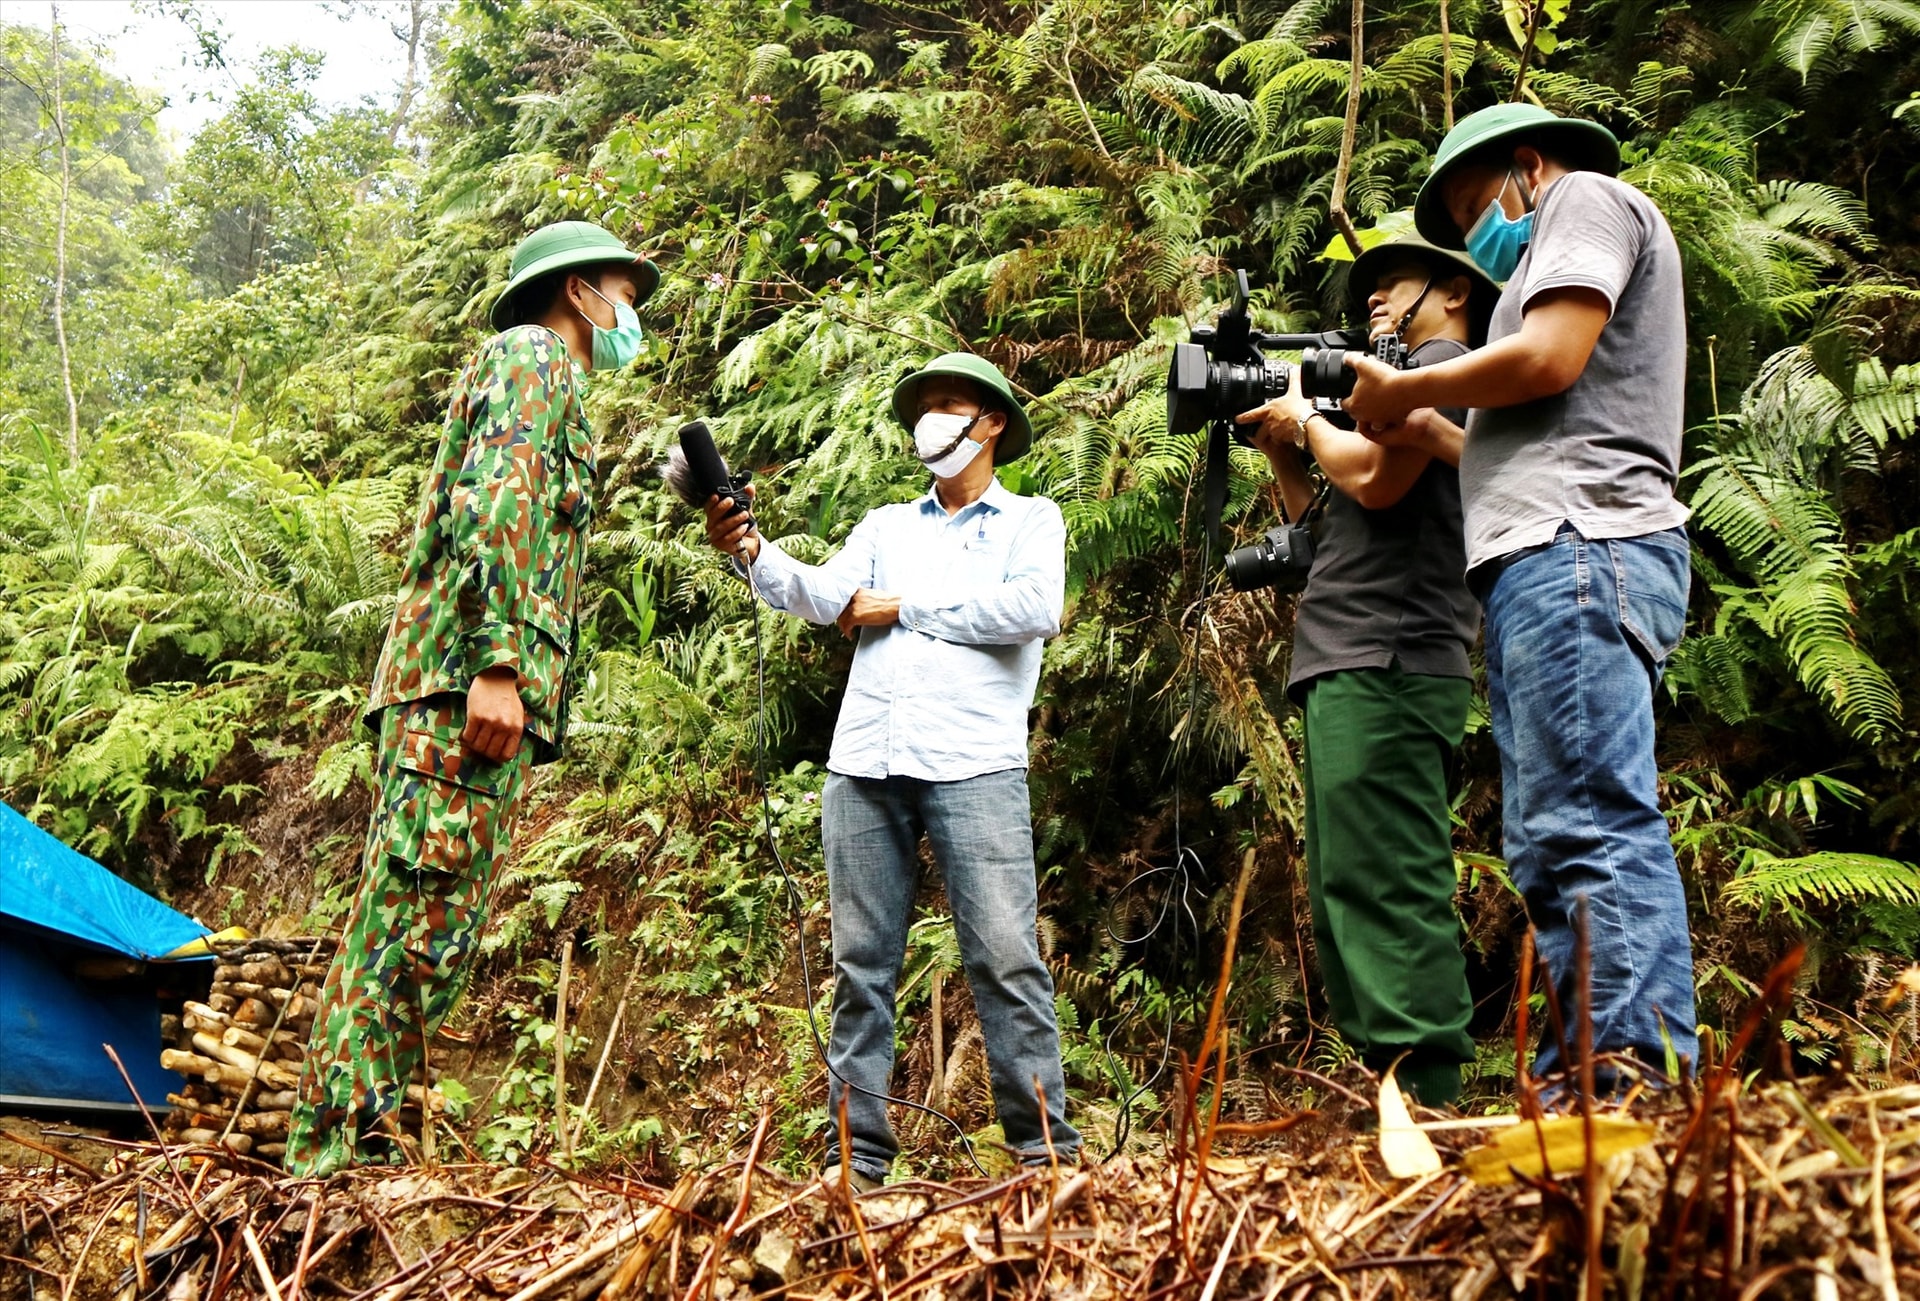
1286 337 1480 702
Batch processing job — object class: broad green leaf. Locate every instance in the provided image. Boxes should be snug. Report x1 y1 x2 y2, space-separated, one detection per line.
1320 211 1416 262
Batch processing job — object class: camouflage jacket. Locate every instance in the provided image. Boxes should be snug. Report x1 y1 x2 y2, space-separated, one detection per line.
366 325 595 761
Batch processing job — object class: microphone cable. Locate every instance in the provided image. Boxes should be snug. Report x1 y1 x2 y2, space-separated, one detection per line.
1099 523 1214 1157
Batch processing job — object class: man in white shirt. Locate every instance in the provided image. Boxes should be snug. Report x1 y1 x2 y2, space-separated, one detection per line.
703 353 1078 1189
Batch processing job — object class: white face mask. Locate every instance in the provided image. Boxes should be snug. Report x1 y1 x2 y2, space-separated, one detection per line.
914 411 987 479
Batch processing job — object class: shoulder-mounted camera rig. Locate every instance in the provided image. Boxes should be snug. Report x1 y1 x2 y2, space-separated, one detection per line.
1167 269 1410 556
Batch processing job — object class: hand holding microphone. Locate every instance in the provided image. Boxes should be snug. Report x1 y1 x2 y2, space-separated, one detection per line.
664 419 760 560
705 484 760 561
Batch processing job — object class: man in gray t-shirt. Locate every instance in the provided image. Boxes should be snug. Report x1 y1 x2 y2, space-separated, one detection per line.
1343 104 1699 1092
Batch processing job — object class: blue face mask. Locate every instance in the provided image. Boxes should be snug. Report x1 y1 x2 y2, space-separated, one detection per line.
1464 171 1534 283
580 281 644 370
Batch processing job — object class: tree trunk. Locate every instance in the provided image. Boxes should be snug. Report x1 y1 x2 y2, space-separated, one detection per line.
1327 1 1366 257
48 3 80 459
386 0 425 149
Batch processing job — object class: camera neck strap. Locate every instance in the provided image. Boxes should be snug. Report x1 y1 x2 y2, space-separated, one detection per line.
1211 421 1333 541
1279 477 1333 527
1303 479 1333 524
1391 280 1433 342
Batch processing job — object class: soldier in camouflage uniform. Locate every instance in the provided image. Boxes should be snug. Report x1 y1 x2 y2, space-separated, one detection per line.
288 222 658 1177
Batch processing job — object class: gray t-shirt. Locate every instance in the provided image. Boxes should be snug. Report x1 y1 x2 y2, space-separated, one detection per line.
1288 337 1480 700
1460 170 1689 573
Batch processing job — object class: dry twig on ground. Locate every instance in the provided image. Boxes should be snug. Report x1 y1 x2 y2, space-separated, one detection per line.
4 1072 1918 1299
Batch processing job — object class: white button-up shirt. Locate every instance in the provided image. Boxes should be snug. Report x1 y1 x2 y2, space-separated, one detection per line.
746 479 1066 782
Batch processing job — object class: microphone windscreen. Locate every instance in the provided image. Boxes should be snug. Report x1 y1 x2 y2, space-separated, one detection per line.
660 445 705 508
678 420 731 495
661 420 746 514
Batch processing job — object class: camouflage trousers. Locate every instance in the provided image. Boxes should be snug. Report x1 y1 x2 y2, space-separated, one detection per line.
286 696 533 1177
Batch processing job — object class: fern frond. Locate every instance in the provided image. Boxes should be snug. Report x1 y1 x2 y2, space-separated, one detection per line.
744 43 794 93
1725 850 1920 909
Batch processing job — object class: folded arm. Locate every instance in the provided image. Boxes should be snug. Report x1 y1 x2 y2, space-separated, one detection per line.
1303 414 1433 509
899 506 1066 645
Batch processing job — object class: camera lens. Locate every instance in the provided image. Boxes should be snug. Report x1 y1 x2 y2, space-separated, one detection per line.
1218 359 1290 418
1223 537 1279 591
1223 526 1314 593
1166 342 1213 434
1301 348 1354 401
1166 346 1292 434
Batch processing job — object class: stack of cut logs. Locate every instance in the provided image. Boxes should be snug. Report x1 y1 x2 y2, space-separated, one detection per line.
158 938 328 1163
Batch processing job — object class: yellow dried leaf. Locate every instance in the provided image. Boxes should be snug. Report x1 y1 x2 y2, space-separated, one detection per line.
1462 1117 1657 1186
1203 1155 1258 1175
1378 1067 1443 1179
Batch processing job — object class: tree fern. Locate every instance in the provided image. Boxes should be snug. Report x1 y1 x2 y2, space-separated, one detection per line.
1121 65 1254 163
1688 442 1902 740
1000 3 1074 94
744 43 794 93
1263 0 1346 47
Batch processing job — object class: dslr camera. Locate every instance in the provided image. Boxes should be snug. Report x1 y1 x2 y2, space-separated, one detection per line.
1167 269 1411 592
1223 522 1316 594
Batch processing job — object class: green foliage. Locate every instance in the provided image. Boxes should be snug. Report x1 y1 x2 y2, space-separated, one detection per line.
469 1001 587 1164
1682 348 1920 742
1750 0 1920 81
1724 851 1920 911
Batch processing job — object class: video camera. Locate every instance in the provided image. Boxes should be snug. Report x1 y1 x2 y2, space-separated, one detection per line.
1166 269 1406 438
1171 269 1412 591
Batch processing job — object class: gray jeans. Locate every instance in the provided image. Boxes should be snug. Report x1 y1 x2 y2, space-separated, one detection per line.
822 769 1079 1178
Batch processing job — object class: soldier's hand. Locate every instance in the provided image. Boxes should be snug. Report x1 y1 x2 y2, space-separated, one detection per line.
704 486 760 562
463 667 526 763
1360 407 1433 450
1340 353 1414 426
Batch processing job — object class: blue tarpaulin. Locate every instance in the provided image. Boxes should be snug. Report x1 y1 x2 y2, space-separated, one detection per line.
0 805 209 958
0 803 212 1111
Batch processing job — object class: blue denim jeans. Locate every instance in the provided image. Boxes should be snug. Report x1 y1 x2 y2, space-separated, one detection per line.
822 769 1079 1179
1475 526 1698 1082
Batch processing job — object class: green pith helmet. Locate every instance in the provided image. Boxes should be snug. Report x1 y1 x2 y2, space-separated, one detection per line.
1347 233 1501 344
1414 104 1621 248
489 220 660 330
890 352 1033 464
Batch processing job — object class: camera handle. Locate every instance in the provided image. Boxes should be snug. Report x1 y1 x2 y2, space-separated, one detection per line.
1204 415 1234 549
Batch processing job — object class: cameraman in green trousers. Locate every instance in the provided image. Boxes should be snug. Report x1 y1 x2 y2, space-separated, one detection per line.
1237 235 1497 1106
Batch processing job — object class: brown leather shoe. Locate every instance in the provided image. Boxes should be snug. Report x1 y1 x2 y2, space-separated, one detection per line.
822 1163 883 1194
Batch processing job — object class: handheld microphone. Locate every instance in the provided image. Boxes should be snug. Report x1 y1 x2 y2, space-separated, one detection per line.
663 419 753 523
